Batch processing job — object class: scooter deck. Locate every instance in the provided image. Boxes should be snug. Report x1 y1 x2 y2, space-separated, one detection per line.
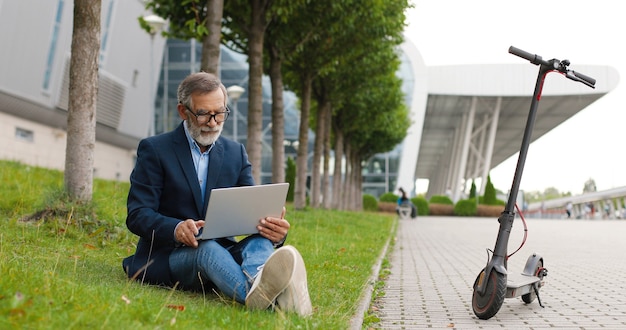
506 272 540 298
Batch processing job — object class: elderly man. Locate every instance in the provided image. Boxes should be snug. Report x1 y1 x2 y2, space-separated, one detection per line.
122 72 312 316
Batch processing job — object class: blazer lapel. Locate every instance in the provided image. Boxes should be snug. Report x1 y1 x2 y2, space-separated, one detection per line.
172 123 204 216
204 138 224 212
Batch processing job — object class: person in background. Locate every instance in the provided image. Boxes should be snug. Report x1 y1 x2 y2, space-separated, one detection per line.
122 72 312 316
565 201 573 218
396 187 417 219
397 187 410 205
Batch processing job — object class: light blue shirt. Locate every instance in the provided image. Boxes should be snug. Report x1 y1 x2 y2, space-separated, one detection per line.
182 121 213 201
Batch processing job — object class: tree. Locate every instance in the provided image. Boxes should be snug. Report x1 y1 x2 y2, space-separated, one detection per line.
584 178 597 193
262 1 310 184
284 0 410 210
143 0 222 73
327 36 409 210
64 0 101 202
323 0 409 210
202 0 223 74
220 0 275 184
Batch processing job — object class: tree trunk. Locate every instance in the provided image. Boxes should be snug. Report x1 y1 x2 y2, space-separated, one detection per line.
201 0 223 74
331 129 344 210
310 99 328 208
354 156 363 210
268 45 285 183
350 155 361 210
343 142 352 210
322 103 332 209
64 0 100 202
246 0 266 184
294 75 312 209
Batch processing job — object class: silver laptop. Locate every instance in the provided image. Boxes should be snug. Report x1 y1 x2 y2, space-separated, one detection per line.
197 183 289 240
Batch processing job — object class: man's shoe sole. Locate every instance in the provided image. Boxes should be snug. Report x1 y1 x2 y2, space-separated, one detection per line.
245 246 296 310
276 247 313 316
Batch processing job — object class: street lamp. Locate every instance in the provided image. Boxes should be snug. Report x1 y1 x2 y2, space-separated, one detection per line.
143 14 166 135
226 85 245 142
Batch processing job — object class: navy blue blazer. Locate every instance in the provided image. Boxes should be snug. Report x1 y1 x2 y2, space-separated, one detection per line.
122 122 254 285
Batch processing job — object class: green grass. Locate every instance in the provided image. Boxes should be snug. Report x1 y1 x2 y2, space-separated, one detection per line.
0 160 395 329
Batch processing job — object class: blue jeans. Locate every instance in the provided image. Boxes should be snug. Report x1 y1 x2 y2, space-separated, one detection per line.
169 235 274 304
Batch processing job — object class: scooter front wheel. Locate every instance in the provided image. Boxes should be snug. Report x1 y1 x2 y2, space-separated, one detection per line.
472 268 507 320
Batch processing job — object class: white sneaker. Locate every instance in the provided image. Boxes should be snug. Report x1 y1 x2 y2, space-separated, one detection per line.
245 246 296 310
276 246 313 316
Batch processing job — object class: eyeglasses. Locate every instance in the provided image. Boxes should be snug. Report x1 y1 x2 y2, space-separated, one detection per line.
185 105 230 124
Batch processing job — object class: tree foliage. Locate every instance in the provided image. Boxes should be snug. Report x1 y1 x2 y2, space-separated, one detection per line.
282 0 410 210
142 0 223 73
583 178 597 193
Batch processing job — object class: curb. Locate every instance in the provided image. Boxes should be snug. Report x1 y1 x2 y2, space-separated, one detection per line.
349 217 397 329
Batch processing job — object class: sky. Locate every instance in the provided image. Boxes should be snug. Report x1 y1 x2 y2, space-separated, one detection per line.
403 0 624 195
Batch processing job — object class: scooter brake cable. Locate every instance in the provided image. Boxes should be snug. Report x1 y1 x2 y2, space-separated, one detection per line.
507 203 529 259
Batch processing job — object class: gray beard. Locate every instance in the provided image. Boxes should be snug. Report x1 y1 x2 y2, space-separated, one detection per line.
186 120 222 147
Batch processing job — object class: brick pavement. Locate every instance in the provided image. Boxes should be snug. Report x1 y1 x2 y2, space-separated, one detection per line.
373 216 626 329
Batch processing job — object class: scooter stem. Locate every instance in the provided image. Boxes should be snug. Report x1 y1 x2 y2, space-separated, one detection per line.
504 64 552 214
494 63 552 265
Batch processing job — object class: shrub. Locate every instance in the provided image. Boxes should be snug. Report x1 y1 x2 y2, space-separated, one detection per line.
428 203 454 215
363 194 378 211
477 204 503 217
378 202 397 213
379 192 398 203
411 197 429 215
478 195 506 206
454 199 477 216
429 195 453 205
469 181 477 199
483 175 497 205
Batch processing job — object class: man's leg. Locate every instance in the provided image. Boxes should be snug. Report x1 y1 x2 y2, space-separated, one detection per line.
169 239 250 303
228 234 274 281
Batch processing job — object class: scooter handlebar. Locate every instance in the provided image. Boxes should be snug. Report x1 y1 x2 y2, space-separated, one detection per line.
509 45 596 89
571 70 596 87
508 46 548 65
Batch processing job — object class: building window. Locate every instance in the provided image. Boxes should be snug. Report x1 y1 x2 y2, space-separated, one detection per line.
15 127 34 142
42 0 65 91
99 0 115 66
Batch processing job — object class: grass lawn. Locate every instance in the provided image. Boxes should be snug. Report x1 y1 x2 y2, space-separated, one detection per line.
0 160 395 329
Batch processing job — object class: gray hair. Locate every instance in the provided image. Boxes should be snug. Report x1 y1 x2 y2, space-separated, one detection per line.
177 72 228 109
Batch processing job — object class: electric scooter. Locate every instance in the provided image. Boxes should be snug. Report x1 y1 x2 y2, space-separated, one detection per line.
471 46 596 320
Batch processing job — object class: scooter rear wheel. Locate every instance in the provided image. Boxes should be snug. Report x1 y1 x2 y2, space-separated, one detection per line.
521 260 544 304
472 268 507 320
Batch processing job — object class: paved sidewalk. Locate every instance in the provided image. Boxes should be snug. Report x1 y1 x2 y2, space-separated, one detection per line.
374 216 626 329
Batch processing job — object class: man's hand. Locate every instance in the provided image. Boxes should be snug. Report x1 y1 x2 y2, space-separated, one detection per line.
176 219 205 248
258 207 290 244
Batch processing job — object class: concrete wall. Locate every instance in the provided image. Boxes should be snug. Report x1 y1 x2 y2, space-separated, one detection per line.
0 112 135 181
